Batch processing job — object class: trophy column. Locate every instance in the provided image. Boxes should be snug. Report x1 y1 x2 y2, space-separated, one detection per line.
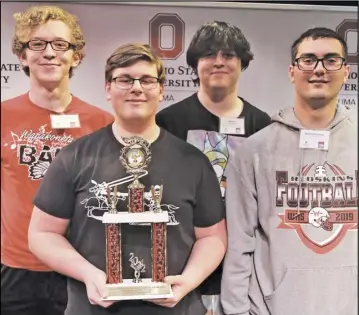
128 177 145 213
152 223 167 282
151 185 167 282
105 186 122 284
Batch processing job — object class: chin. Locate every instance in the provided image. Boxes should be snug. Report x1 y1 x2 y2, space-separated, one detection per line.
307 97 329 110
37 74 63 83
209 83 228 90
308 92 329 101
310 93 326 98
124 114 151 122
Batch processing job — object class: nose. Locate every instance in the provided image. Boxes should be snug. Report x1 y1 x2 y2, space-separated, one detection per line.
130 79 143 93
313 59 326 74
43 43 56 58
213 53 225 66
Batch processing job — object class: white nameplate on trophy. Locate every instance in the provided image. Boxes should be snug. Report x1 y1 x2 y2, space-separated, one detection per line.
102 211 169 224
103 279 173 301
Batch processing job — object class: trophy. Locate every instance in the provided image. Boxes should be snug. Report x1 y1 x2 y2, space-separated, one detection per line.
101 136 173 300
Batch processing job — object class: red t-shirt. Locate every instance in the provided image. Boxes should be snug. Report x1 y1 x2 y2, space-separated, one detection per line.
1 93 114 271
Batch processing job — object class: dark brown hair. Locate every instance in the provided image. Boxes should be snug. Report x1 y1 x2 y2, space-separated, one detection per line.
291 27 348 64
105 43 165 83
186 21 254 84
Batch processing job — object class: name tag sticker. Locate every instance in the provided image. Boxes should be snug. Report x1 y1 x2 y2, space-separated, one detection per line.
299 129 330 151
50 114 81 129
219 118 245 135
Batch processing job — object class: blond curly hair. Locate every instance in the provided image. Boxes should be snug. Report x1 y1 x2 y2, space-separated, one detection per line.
12 5 85 77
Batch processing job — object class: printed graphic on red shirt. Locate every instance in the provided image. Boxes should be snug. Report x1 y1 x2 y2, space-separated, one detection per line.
3 124 74 180
276 162 357 254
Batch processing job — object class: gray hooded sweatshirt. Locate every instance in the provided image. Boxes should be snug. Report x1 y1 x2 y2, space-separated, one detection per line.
221 106 357 315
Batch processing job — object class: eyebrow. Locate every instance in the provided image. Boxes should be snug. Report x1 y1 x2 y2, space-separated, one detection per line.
204 49 235 55
115 74 156 79
30 37 68 41
298 53 343 58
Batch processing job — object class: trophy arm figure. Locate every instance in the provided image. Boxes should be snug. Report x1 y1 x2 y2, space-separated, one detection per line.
129 253 146 283
150 185 163 213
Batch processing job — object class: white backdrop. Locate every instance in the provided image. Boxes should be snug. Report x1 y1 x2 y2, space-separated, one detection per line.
1 2 357 115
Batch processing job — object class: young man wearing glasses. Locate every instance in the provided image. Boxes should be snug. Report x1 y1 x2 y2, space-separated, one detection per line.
27 43 227 315
1 5 113 315
221 27 357 315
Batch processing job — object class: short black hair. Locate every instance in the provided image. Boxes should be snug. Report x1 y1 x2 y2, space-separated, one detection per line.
186 21 254 83
291 27 348 64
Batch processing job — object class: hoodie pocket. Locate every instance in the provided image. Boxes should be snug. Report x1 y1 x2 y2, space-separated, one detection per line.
264 266 357 315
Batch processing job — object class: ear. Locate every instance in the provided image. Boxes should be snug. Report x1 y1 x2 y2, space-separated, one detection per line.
71 52 81 69
343 64 351 84
18 52 28 67
158 83 164 102
288 64 295 83
105 82 112 101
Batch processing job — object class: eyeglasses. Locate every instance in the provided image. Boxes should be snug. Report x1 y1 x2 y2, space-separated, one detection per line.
23 40 76 51
294 56 346 71
111 76 160 90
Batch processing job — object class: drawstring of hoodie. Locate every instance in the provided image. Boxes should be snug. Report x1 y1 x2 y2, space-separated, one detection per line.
295 145 329 218
296 148 305 216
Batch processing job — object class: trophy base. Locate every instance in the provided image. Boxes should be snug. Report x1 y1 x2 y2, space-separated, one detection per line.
103 279 173 301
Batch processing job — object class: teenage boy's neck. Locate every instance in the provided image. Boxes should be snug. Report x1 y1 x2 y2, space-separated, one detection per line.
29 78 72 113
197 88 244 118
112 119 161 144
